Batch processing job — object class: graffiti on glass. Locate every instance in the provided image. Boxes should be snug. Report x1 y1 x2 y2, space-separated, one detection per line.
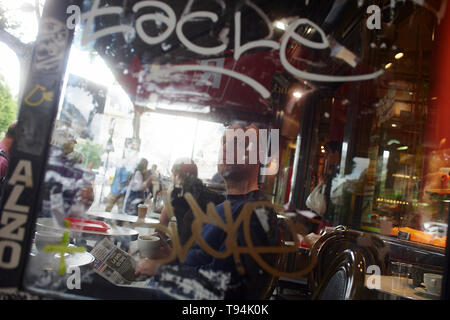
65 0 385 102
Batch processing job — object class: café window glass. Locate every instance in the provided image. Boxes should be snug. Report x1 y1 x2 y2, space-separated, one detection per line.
0 0 448 301
304 2 449 250
296 0 449 300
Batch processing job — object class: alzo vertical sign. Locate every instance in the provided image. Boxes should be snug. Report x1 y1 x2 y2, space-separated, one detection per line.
0 0 80 288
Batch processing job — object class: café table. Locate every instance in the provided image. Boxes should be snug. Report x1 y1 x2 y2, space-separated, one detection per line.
29 243 95 271
364 275 439 300
24 243 96 297
86 210 159 225
85 211 164 254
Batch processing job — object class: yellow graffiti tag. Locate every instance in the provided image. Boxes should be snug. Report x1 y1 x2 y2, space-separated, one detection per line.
44 230 86 275
134 193 318 279
24 85 54 107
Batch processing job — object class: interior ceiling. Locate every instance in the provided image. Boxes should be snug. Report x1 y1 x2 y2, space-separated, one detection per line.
83 0 406 123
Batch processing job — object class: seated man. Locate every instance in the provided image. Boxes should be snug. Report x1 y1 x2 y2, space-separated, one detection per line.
136 124 279 299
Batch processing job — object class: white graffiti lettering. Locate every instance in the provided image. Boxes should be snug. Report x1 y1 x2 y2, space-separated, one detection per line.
67 0 385 99
133 1 176 45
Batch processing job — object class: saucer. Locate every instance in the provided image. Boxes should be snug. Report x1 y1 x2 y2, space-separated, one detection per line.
414 286 440 298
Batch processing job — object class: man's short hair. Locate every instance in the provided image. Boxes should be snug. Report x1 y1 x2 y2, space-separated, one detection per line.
6 121 17 139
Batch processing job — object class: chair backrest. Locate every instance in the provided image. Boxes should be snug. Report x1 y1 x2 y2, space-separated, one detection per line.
234 204 282 300
309 227 388 298
259 214 297 299
312 249 365 300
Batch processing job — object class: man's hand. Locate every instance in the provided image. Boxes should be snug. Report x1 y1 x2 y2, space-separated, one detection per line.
149 232 173 259
135 258 160 277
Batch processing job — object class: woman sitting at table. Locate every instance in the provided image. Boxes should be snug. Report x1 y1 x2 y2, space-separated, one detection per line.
159 158 225 246
123 158 152 215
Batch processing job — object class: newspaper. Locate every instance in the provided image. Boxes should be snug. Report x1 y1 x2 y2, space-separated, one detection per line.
90 237 148 287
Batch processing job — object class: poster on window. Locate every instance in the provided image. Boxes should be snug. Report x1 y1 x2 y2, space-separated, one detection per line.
124 137 141 152
60 74 107 140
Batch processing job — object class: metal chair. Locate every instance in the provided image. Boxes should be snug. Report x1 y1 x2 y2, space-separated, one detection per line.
312 248 366 300
309 226 388 295
273 225 388 300
271 216 315 300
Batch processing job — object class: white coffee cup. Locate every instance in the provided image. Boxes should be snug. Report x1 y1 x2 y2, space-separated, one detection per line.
423 273 442 295
137 235 161 258
34 231 64 252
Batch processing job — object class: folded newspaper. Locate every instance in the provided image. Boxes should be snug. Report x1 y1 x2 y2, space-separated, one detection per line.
90 237 148 287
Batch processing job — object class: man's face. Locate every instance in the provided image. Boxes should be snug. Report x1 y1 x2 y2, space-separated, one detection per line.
218 124 259 180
